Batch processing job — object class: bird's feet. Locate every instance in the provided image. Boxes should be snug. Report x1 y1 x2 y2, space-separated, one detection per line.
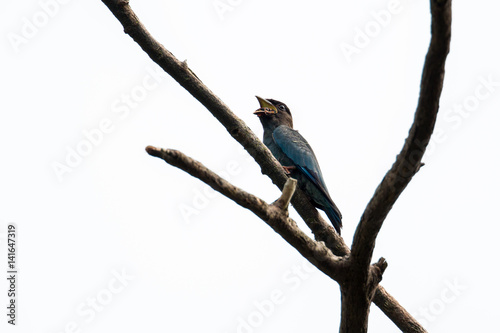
282 166 296 175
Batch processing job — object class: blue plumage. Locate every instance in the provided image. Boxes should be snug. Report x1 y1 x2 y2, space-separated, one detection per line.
254 97 342 234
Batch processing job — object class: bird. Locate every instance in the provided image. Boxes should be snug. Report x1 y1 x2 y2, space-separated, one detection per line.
254 96 342 234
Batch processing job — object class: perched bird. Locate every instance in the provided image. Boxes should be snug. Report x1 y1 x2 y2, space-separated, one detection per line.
254 96 342 234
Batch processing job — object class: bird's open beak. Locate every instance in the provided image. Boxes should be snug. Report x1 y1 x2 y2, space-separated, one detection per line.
254 96 278 116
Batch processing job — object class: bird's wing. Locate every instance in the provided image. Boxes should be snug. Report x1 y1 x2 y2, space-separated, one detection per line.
272 125 330 198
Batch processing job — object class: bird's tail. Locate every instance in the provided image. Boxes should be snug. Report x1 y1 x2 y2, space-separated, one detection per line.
325 205 342 235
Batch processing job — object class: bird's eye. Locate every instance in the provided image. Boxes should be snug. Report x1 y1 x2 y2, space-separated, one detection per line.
278 105 286 111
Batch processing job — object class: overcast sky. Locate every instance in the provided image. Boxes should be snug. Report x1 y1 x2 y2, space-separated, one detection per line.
2 1 499 332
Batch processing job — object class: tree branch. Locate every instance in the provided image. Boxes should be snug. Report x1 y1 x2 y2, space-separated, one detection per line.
146 146 346 281
373 286 427 333
351 0 452 276
101 0 348 256
101 1 445 331
340 1 451 331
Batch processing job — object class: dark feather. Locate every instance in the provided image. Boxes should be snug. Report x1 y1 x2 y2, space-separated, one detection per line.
255 97 343 233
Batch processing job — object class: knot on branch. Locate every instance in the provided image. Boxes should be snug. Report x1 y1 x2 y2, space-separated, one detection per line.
373 257 388 282
363 258 388 302
182 59 202 82
367 257 388 292
272 178 297 212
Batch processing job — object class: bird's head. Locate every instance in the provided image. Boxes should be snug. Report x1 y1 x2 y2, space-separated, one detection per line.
254 96 293 129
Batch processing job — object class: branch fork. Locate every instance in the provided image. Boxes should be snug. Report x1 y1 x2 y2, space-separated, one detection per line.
103 1 451 331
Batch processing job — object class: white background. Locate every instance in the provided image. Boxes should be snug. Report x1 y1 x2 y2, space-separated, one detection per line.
1 0 499 332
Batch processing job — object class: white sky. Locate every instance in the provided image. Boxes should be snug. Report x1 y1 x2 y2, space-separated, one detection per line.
1 0 499 332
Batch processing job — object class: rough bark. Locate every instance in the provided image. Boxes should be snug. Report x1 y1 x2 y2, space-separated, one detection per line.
373 286 427 333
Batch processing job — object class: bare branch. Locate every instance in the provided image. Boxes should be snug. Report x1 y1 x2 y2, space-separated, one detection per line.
351 0 452 272
102 1 444 332
100 0 348 256
146 147 423 331
373 286 428 333
339 1 451 331
145 146 346 281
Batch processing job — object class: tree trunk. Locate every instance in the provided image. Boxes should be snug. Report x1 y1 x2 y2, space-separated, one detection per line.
340 283 371 333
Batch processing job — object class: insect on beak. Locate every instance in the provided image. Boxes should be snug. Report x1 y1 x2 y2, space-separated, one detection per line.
254 96 278 116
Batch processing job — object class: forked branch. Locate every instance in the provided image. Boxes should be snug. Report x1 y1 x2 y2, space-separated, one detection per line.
101 1 451 332
146 146 346 280
101 0 348 256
